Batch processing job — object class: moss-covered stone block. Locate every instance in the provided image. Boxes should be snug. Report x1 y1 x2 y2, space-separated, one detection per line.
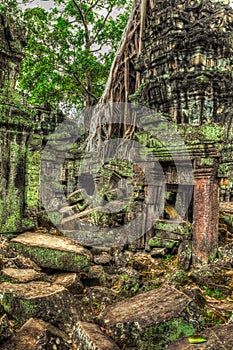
0 282 80 328
148 237 179 249
154 221 192 240
9 232 92 272
98 286 204 349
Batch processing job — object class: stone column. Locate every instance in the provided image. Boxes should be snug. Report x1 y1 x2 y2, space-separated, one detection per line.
192 159 219 265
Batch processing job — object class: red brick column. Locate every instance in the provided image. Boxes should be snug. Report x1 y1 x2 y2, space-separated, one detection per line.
192 165 219 265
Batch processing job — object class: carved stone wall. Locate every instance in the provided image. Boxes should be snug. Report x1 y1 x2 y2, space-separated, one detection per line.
84 0 233 264
0 15 62 233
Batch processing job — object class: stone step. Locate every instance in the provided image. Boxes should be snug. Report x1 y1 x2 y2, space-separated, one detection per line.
9 232 92 272
1 318 72 350
97 285 203 349
154 221 192 240
73 322 120 350
0 281 80 330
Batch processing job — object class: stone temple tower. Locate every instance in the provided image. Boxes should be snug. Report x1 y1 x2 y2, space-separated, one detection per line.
93 0 233 265
132 0 233 265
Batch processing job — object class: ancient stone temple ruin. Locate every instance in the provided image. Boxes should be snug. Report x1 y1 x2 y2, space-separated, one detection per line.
84 0 233 266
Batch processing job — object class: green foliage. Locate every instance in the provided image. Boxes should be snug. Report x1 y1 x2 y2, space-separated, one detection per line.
0 0 21 17
202 286 224 300
15 0 133 110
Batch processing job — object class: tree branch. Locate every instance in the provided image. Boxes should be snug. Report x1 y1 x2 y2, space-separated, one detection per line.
90 6 113 46
71 0 91 49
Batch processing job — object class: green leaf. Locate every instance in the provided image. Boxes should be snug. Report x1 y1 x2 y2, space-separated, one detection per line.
188 335 208 344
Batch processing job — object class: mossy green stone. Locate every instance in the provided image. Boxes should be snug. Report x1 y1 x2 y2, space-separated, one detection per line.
148 238 179 249
9 232 92 272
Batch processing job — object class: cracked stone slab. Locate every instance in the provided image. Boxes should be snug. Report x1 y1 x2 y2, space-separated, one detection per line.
73 322 120 350
0 281 81 329
98 285 202 349
9 232 92 272
0 268 48 283
166 323 233 350
1 318 72 350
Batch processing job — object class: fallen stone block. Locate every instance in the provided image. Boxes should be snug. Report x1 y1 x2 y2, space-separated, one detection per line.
52 272 84 294
150 247 168 257
154 221 192 240
9 232 92 272
65 228 128 248
1 318 72 350
166 323 233 349
86 266 106 286
0 268 48 283
2 255 42 271
0 281 80 329
93 252 112 265
148 237 179 250
73 322 120 350
98 285 203 349
0 314 13 343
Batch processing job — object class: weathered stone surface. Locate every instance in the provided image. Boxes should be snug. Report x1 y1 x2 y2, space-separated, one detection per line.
81 286 116 321
1 318 72 350
178 240 192 270
0 314 13 343
0 268 47 283
93 252 112 265
218 243 233 262
52 273 84 294
166 324 233 350
0 281 80 328
98 285 203 349
73 322 120 350
150 247 167 258
86 266 106 286
154 221 192 241
67 189 84 205
0 238 10 258
65 229 128 248
9 232 92 272
148 237 179 250
2 255 42 271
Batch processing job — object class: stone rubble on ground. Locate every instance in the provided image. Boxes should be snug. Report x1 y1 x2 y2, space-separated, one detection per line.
0 229 232 349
